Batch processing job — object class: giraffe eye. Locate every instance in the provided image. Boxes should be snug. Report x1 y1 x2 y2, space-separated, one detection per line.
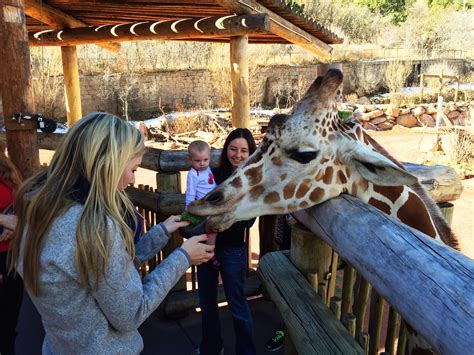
289 150 318 164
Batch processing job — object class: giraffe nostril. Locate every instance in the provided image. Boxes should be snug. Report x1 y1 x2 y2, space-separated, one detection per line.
204 191 224 204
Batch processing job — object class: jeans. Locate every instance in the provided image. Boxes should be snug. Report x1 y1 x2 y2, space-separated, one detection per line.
197 245 256 355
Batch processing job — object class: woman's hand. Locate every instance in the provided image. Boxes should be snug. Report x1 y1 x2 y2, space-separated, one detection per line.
0 214 17 231
181 234 215 265
162 215 189 234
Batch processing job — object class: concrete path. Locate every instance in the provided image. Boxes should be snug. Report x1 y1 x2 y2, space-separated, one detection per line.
15 292 285 355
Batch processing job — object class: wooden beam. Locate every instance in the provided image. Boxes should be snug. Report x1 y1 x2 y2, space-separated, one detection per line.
292 195 474 354
230 35 250 128
259 251 364 354
219 0 332 60
61 46 82 125
0 0 40 178
24 0 120 52
28 14 271 46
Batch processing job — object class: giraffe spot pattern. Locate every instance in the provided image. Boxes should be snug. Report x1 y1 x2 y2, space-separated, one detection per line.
323 166 334 185
336 170 347 184
397 192 437 238
309 187 325 202
283 183 297 200
249 185 265 201
373 185 404 204
368 197 391 214
295 179 312 198
264 192 280 204
230 176 242 188
299 201 309 209
271 155 283 166
245 165 263 186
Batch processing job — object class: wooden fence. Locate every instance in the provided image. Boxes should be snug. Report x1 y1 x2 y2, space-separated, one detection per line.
258 196 474 354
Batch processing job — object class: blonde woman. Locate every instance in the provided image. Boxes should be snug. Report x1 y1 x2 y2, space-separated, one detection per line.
9 112 214 354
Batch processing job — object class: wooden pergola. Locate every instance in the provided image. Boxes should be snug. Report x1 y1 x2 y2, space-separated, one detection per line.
0 0 341 177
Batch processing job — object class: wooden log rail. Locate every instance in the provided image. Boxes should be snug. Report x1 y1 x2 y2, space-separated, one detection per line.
28 14 271 46
291 195 474 354
10 132 464 202
259 251 364 354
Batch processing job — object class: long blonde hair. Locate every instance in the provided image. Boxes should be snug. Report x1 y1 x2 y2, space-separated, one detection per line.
9 113 145 296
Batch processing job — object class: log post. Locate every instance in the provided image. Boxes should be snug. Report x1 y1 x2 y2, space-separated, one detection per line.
0 0 40 178
419 73 424 103
290 223 334 305
157 172 187 294
61 46 82 126
230 35 249 128
385 307 399 354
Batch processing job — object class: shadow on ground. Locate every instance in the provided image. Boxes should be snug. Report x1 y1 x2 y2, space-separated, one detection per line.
16 292 285 355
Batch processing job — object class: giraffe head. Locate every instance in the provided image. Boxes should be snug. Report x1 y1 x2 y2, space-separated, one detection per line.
189 69 417 232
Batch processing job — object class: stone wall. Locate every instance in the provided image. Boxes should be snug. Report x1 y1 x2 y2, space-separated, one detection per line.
0 59 470 121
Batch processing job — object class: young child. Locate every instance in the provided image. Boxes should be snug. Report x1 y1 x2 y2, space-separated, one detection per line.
185 140 218 267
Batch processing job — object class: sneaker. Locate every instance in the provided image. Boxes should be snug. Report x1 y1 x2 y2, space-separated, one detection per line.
264 330 285 352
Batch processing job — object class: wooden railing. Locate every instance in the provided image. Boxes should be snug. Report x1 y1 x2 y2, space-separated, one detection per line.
258 196 474 354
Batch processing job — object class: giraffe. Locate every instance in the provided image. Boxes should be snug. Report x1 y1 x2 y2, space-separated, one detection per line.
188 69 459 354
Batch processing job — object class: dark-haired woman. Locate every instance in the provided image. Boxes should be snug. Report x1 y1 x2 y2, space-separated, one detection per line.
197 128 257 355
0 143 23 355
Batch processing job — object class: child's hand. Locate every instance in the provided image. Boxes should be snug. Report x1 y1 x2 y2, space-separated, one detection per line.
162 215 189 234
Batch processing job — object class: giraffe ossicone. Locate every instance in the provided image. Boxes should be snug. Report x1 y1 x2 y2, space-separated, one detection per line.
188 69 458 252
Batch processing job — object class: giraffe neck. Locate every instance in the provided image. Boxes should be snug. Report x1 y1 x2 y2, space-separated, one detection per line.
336 121 445 243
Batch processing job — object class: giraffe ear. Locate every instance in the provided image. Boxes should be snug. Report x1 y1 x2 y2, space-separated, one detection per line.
341 143 418 186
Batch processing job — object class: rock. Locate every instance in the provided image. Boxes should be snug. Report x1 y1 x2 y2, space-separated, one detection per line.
366 104 377 112
412 106 426 117
370 109 385 119
386 116 396 122
419 114 436 127
400 108 411 115
447 110 460 119
370 116 387 125
357 97 370 105
385 106 400 118
362 121 377 130
377 122 394 130
396 113 417 128
453 111 468 125
360 112 372 121
426 105 437 115
354 105 366 113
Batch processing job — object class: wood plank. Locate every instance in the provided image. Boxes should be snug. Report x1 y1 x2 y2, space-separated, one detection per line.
258 251 363 354
292 195 474 354
24 0 120 52
219 0 332 59
28 14 271 46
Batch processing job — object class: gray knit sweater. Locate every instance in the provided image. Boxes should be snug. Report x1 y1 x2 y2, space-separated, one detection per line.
18 204 190 354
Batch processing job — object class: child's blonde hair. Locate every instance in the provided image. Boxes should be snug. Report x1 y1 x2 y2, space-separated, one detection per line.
10 112 145 296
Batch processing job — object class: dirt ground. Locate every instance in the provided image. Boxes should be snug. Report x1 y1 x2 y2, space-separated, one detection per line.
39 127 473 259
